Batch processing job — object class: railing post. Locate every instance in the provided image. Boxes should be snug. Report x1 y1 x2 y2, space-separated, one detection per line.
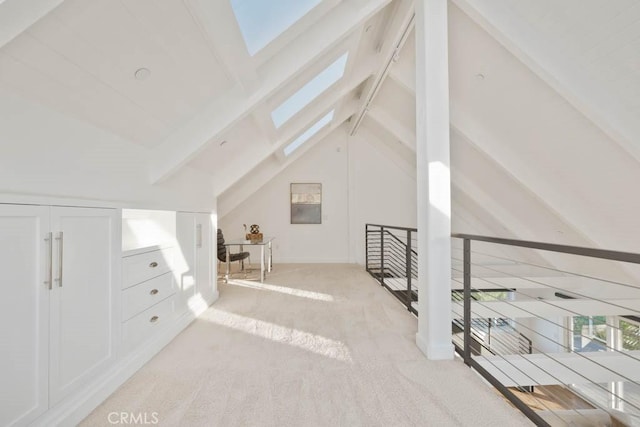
463 238 471 366
406 229 412 311
380 227 385 287
365 224 369 273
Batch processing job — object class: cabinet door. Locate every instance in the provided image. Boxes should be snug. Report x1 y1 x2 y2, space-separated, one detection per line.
175 212 196 316
0 205 50 426
196 213 215 305
48 207 120 405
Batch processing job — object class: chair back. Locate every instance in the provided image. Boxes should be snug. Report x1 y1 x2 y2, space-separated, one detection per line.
217 229 227 261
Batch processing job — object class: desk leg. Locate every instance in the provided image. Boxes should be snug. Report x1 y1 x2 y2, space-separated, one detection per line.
225 246 230 282
260 245 265 282
268 241 272 272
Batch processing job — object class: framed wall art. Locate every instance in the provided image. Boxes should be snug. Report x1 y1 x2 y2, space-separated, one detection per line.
290 183 321 224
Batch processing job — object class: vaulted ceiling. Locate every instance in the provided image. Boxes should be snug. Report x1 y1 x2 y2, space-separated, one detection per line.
2 0 640 257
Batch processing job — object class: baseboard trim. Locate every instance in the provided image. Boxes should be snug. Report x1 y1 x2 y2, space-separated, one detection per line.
32 311 197 427
416 333 454 360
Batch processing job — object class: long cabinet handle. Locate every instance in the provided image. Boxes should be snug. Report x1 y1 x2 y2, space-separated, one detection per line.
44 232 53 290
196 224 202 249
55 232 63 287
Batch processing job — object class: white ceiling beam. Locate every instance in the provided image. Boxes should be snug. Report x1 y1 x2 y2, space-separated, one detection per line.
367 106 416 152
276 100 359 163
250 104 278 145
388 67 415 95
350 0 415 135
0 0 64 48
218 121 355 219
332 15 371 125
213 67 370 197
451 0 640 165
149 0 392 184
358 121 416 179
184 0 259 92
273 60 375 154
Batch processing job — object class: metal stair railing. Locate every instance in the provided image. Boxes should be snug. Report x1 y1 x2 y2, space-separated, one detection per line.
366 224 418 313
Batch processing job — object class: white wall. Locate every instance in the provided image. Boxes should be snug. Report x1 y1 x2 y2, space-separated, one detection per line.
122 209 177 252
0 88 215 212
348 126 417 264
517 316 567 354
219 130 350 263
219 124 419 264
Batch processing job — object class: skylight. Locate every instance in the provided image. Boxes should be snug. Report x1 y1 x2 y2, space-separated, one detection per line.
231 0 321 55
284 110 334 157
271 52 348 128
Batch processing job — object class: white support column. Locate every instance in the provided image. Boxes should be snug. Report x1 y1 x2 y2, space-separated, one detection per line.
415 0 454 360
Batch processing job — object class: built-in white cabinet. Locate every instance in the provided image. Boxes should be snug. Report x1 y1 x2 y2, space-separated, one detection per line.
176 213 197 316
195 213 215 304
121 246 177 353
176 212 215 316
0 204 119 427
0 205 50 426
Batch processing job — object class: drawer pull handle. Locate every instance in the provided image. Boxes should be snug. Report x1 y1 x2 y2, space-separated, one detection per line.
150 289 159 295
149 261 158 268
150 316 159 323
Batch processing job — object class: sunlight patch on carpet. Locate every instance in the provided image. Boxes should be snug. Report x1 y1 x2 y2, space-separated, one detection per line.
228 279 334 302
202 308 352 363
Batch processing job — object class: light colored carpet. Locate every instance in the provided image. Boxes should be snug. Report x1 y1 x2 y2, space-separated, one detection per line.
81 264 533 426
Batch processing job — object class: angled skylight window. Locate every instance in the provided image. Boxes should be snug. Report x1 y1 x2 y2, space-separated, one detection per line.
231 0 321 55
284 110 334 157
271 52 348 128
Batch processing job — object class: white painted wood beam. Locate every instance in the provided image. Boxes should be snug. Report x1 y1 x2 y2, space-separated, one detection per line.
350 0 415 135
273 62 374 156
213 67 371 197
359 120 416 179
276 102 358 164
367 106 416 152
218 122 354 219
149 0 391 184
451 0 640 165
389 67 415 95
250 104 278 145
0 0 64 48
332 18 370 127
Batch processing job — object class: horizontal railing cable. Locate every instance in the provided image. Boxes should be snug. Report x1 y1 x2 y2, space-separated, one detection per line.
452 332 575 426
449 256 640 319
450 272 640 365
450 282 640 409
452 327 604 427
451 296 640 415
450 246 640 292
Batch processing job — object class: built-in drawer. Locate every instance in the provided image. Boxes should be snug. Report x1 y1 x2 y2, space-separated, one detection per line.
122 247 174 289
122 272 176 321
122 295 175 352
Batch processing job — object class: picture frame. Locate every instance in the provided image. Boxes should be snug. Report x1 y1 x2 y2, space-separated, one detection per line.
290 183 322 224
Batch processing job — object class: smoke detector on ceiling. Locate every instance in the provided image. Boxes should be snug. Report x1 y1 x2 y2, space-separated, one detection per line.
134 68 151 80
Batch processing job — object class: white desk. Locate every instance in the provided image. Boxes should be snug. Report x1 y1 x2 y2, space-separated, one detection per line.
224 237 274 282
